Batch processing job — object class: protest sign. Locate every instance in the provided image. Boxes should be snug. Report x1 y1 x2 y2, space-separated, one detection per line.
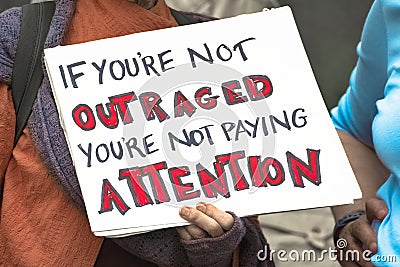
44 7 361 237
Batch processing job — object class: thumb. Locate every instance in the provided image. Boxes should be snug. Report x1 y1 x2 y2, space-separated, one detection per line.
366 197 388 223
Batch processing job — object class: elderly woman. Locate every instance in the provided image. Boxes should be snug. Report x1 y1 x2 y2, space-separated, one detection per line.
0 0 273 266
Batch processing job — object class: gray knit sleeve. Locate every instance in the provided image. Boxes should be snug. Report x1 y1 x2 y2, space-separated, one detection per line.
181 213 275 267
181 212 246 267
0 7 21 84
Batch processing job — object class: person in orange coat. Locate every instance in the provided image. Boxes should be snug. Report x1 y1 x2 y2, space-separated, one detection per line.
0 0 274 266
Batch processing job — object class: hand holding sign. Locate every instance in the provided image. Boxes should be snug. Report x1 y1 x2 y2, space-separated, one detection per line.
177 202 234 240
44 7 361 237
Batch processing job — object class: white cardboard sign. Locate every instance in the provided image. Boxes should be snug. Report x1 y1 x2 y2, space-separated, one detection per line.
44 7 361 237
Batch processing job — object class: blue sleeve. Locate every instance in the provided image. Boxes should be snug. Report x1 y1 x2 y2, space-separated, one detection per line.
0 7 21 85
330 0 388 148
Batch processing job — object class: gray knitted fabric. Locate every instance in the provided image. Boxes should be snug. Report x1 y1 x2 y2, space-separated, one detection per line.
0 1 274 266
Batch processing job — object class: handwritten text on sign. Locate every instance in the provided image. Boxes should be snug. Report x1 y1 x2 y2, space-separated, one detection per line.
44 7 360 235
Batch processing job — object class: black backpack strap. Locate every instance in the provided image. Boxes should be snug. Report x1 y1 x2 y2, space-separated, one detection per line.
11 1 55 147
170 9 201 25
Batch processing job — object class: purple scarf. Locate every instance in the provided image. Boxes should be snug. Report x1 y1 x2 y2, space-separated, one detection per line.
28 0 86 210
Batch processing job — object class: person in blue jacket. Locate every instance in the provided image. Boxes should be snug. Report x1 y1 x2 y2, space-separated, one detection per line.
330 0 400 266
